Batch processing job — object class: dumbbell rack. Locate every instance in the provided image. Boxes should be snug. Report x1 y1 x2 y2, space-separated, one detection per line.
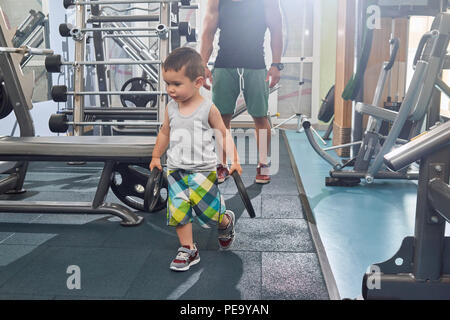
51 0 197 136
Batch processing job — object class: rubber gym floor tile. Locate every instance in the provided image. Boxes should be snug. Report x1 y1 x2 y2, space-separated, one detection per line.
0 246 151 298
0 232 14 243
0 232 57 246
261 195 304 219
0 244 43 267
0 219 120 248
0 213 42 224
202 218 314 252
22 173 101 192
31 214 111 226
0 244 49 288
0 293 54 300
223 193 262 219
125 249 256 300
232 250 262 300
223 174 299 196
220 175 259 195
261 252 329 300
100 213 180 250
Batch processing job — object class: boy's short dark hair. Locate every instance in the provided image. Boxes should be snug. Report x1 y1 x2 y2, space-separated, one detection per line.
162 47 205 81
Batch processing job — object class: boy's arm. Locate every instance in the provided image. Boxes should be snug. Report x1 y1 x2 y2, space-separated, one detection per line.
152 106 170 160
208 105 240 166
200 0 219 90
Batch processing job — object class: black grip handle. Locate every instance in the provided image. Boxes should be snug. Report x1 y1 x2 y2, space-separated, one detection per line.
384 38 399 71
412 31 437 67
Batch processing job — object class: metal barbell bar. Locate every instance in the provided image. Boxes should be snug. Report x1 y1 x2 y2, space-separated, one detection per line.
49 113 162 133
64 0 192 9
51 85 166 102
45 54 161 73
59 22 192 39
0 46 54 56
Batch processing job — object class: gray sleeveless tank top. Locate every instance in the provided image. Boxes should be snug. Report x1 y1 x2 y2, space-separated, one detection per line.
166 98 217 171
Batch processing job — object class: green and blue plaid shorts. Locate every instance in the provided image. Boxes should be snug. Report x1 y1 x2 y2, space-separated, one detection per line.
167 170 227 228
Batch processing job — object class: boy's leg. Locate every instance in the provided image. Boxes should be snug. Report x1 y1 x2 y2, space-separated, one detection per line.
167 171 200 271
175 223 194 249
189 171 235 250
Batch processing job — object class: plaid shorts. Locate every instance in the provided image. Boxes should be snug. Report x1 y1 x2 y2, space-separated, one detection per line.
167 170 226 228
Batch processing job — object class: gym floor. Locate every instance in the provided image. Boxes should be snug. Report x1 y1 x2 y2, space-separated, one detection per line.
0 132 329 300
285 129 450 299
1 129 446 300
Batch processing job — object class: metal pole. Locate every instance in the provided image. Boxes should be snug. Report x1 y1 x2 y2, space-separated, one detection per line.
159 2 170 122
73 3 87 136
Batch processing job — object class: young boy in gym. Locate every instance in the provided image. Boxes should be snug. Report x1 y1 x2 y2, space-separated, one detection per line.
149 47 242 272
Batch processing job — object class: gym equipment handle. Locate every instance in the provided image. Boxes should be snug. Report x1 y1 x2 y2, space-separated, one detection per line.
384 38 399 71
413 30 439 67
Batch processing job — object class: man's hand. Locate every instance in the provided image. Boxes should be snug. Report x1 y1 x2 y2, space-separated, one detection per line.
266 66 281 88
149 157 163 172
229 162 243 176
203 66 213 90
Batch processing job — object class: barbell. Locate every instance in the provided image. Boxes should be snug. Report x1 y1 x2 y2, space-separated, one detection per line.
63 0 191 9
45 54 161 73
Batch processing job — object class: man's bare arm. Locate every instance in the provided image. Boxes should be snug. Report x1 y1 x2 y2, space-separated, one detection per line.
200 0 219 67
264 0 283 88
265 0 283 64
200 0 220 90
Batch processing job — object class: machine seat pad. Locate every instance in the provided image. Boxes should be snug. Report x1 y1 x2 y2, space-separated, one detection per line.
0 136 156 162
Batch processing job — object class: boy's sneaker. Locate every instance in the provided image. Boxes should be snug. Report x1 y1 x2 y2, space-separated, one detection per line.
170 245 200 272
218 210 235 250
217 164 230 184
255 163 271 184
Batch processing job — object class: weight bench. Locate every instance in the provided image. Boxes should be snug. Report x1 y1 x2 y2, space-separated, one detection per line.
0 136 156 226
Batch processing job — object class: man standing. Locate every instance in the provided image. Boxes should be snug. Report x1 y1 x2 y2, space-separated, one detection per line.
200 0 283 184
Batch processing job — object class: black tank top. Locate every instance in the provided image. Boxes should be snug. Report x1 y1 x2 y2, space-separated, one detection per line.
215 0 267 69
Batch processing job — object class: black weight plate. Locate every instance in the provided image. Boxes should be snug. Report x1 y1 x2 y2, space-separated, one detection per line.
120 77 157 108
318 85 335 123
0 83 13 120
144 168 162 212
231 171 256 218
110 164 167 213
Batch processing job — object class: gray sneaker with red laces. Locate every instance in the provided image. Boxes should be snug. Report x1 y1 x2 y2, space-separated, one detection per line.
170 245 200 272
218 210 235 250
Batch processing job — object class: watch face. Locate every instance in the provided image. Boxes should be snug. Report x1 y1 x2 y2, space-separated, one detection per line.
273 63 284 71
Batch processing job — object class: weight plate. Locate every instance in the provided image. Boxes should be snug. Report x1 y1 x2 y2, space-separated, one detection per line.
231 171 256 218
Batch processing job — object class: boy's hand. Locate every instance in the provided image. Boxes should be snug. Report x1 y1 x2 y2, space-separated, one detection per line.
149 157 163 172
229 162 243 176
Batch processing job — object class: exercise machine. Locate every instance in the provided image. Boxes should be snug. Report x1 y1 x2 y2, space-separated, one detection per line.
362 119 450 299
302 13 450 186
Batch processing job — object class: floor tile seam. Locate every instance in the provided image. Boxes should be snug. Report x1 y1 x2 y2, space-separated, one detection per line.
0 246 54 291
122 249 155 299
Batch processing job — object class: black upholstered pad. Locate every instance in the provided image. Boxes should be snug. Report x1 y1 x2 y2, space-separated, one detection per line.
0 136 156 162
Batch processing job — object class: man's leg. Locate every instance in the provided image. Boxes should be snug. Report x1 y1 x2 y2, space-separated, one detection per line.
212 68 240 182
253 116 271 166
243 69 271 183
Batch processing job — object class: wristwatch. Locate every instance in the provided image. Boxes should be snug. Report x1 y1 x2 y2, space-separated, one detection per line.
271 63 284 71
